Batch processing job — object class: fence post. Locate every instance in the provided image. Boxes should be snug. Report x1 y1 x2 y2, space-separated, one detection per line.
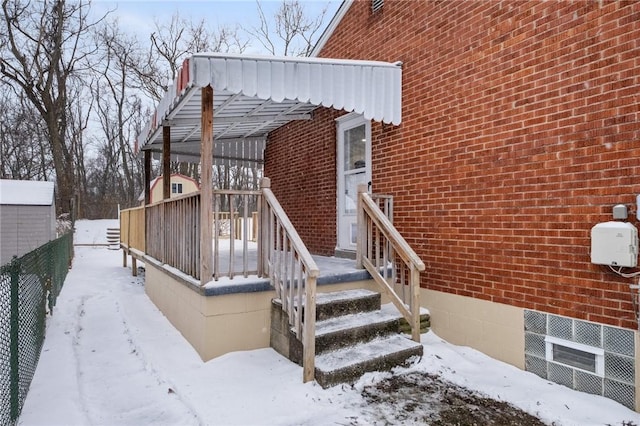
9 256 20 422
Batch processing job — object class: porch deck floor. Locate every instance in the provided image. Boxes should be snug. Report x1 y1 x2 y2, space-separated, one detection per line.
204 242 369 296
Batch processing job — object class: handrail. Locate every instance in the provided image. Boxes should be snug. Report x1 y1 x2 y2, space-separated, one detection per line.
261 177 319 383
356 185 425 342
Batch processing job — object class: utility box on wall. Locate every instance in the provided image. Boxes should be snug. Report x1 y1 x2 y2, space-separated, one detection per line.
590 221 638 268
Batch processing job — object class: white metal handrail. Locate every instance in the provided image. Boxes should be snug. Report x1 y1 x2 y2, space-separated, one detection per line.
356 185 426 342
261 177 319 383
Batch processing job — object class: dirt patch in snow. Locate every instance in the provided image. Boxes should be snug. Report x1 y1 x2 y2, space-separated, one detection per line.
356 371 547 425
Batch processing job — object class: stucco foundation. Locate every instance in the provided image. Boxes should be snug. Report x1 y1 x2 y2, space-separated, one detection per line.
144 258 380 361
421 288 525 369
144 262 274 360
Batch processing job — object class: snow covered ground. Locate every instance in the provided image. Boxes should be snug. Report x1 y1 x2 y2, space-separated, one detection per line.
17 220 640 425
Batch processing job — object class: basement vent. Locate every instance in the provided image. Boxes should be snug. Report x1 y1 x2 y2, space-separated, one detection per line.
545 336 604 376
372 0 383 13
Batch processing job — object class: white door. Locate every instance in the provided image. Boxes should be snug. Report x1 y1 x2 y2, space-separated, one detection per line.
336 114 371 251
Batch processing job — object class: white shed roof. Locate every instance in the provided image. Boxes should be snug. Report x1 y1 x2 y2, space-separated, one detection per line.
0 180 55 206
137 53 402 164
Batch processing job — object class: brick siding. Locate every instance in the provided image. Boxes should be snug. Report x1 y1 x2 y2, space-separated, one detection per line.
265 0 640 329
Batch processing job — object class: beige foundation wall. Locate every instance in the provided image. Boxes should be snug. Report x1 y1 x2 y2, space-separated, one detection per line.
145 263 275 361
421 288 525 369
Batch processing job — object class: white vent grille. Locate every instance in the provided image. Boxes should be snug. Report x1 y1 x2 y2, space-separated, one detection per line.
372 0 384 13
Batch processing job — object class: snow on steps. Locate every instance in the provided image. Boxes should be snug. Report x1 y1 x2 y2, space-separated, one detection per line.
314 306 405 354
314 334 423 389
312 293 424 388
315 288 380 320
270 287 426 388
270 289 428 388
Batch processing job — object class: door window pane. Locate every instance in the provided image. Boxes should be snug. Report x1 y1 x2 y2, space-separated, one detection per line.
344 172 365 214
344 125 366 171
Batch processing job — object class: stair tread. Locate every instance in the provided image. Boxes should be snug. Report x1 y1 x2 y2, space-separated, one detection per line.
315 334 422 373
315 304 402 337
315 289 379 305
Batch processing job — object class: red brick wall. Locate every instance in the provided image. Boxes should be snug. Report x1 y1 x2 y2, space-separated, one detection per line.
266 108 343 255
265 0 640 329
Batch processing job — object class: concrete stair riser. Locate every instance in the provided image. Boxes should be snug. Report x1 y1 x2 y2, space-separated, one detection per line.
314 291 381 321
269 287 429 388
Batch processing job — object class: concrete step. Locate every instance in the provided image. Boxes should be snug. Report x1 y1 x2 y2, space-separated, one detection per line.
315 305 403 354
314 334 423 388
315 288 380 321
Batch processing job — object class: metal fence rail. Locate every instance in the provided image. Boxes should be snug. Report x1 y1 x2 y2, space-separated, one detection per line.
0 232 73 425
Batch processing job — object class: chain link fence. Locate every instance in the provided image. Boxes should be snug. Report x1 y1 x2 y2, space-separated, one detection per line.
0 232 73 425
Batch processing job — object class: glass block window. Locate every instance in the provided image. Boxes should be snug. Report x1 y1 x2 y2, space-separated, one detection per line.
524 310 636 410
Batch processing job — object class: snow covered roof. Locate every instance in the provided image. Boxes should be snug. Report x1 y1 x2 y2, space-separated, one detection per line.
137 53 402 164
0 179 55 206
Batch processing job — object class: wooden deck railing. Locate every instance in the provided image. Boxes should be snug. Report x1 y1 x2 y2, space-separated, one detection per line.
120 206 145 252
261 178 319 383
212 190 261 280
146 192 202 279
356 185 426 342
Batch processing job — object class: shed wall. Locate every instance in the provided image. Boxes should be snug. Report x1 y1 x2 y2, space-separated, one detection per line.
0 204 55 265
265 0 640 329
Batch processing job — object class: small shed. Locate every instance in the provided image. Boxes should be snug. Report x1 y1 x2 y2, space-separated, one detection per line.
0 180 56 265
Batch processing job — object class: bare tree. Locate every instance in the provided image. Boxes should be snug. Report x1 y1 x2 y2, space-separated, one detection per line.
92 20 144 208
0 0 100 214
126 12 249 183
0 89 52 180
131 12 248 102
249 0 328 56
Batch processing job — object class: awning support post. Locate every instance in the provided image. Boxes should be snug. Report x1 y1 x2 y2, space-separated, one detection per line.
144 151 151 205
162 126 171 200
200 85 214 285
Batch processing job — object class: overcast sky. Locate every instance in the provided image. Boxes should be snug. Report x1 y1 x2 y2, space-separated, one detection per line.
90 0 341 54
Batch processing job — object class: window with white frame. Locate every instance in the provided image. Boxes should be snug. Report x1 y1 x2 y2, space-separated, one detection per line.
171 183 183 194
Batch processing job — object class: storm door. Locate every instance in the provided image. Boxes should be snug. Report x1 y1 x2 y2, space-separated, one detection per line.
336 114 371 252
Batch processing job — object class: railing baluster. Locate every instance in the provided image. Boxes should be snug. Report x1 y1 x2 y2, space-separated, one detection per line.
285 236 292 325
243 194 249 277
229 195 235 279
213 194 219 281
269 209 277 297
257 195 264 277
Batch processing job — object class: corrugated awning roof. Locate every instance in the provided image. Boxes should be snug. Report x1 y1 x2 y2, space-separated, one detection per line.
137 53 402 165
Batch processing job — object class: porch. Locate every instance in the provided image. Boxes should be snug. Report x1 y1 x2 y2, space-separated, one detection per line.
122 53 425 385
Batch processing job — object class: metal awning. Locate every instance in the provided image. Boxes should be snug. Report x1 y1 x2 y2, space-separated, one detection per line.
137 53 402 165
